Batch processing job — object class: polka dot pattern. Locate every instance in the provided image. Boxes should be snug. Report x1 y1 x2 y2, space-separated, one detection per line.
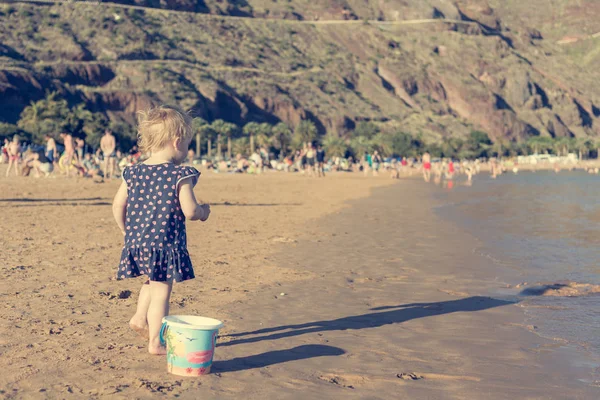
116 163 200 282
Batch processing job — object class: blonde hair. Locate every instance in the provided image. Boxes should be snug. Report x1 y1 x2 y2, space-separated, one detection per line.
137 105 193 153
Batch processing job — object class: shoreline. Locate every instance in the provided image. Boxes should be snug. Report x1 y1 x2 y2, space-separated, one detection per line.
431 170 600 384
213 180 599 398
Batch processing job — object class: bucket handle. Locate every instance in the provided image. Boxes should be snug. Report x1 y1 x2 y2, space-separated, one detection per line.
159 322 168 346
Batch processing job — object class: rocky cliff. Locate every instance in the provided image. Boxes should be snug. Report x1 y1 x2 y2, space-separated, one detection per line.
0 0 598 142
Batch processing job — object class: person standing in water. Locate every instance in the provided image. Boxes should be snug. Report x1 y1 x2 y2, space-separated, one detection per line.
491 159 500 179
101 129 117 180
112 105 211 355
422 152 431 182
447 159 455 180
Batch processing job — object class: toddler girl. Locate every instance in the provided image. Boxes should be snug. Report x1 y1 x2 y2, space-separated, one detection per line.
112 105 211 355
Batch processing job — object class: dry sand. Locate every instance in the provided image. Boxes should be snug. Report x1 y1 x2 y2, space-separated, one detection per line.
0 168 598 399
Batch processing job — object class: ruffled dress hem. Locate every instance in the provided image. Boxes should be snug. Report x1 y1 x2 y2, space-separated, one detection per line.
117 246 195 283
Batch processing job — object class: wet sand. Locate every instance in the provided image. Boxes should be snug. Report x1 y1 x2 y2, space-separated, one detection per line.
0 169 597 398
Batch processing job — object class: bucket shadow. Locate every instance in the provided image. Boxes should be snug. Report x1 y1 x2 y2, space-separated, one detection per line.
220 296 514 347
213 344 345 373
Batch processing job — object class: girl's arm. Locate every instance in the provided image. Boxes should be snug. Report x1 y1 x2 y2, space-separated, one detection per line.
112 181 128 235
179 179 210 221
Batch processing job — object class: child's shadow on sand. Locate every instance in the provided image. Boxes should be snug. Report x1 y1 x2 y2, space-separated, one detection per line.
213 296 513 373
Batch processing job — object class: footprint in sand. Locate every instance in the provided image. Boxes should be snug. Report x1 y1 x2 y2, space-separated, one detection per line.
438 289 469 297
320 371 479 388
135 379 183 394
129 322 149 340
397 372 480 382
350 276 407 284
272 237 297 243
398 373 423 380
384 257 403 263
319 374 369 389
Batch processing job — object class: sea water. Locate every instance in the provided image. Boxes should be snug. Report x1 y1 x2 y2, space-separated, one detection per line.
435 171 600 366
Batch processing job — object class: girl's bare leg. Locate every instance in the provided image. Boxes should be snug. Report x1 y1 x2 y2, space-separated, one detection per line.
129 280 151 339
6 160 12 177
15 161 20 176
147 280 173 355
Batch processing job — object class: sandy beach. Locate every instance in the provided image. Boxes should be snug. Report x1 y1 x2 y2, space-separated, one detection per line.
1 169 598 399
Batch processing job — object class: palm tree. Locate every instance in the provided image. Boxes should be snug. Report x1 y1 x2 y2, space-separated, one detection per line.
553 136 573 156
192 117 208 156
243 122 261 155
322 133 347 158
217 133 223 158
255 123 273 150
504 141 522 156
17 91 69 143
18 101 42 140
232 137 249 156
202 125 217 158
575 138 592 160
552 137 562 156
352 121 379 139
271 122 292 158
441 137 464 159
292 120 318 150
527 136 553 155
371 133 393 157
349 136 373 158
211 120 238 159
465 130 492 158
491 140 508 158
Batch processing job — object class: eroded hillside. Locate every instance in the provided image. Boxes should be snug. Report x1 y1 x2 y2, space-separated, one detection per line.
0 0 599 142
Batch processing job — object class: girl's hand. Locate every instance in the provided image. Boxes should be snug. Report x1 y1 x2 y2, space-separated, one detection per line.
200 204 211 221
194 204 210 221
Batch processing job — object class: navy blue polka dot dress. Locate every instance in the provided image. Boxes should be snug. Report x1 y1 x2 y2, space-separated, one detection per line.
117 163 200 282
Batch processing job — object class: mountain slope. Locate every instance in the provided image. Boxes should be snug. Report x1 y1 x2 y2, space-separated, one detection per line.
0 0 599 143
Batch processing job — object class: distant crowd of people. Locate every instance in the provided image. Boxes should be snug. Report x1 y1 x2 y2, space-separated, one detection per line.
203 143 328 176
202 145 421 179
4 131 555 185
1 130 143 180
0 131 476 183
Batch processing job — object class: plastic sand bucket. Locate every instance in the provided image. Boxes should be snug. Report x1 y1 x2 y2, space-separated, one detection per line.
160 315 223 376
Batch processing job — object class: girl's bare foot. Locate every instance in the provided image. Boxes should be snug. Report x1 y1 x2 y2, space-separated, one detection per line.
129 316 149 339
148 342 167 355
